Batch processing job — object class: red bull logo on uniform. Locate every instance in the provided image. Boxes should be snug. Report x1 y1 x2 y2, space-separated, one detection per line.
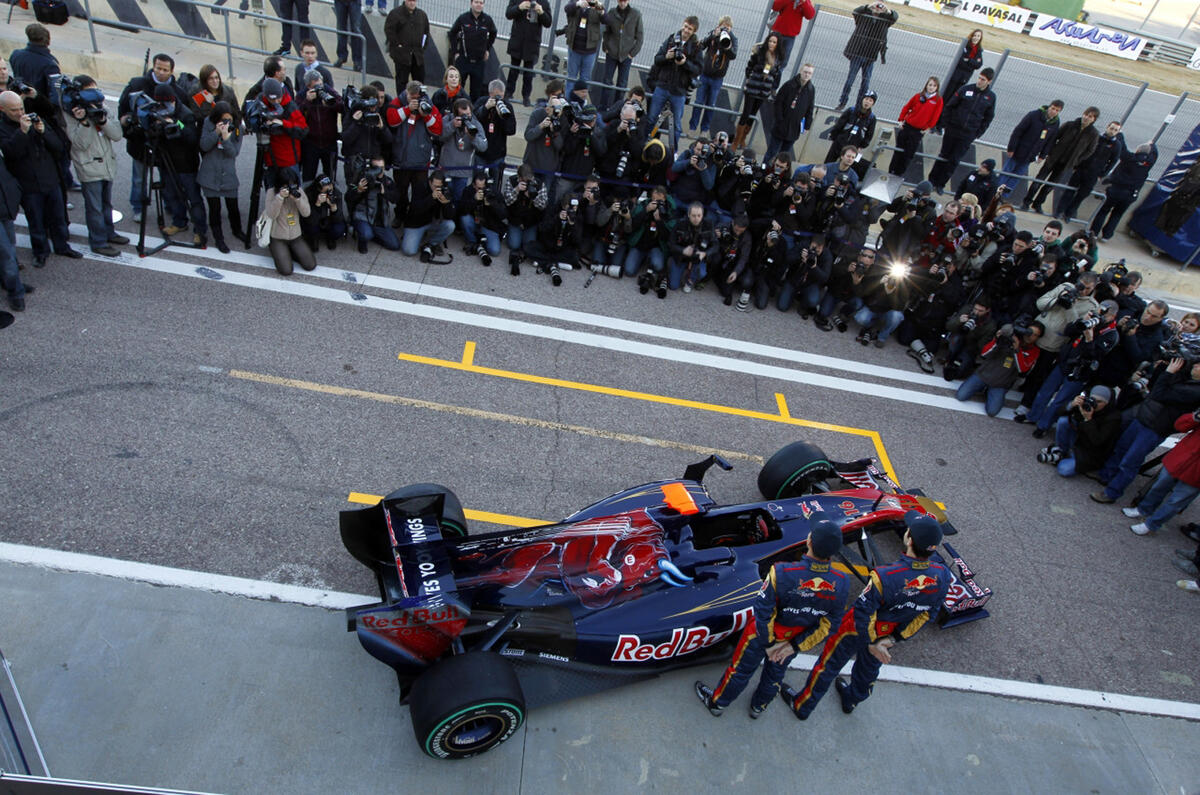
611 607 754 662
799 577 839 597
903 575 940 593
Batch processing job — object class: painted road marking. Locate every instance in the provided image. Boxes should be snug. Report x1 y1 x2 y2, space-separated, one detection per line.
3 540 1197 722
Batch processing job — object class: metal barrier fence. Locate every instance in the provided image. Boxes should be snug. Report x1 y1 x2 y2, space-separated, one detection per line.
79 0 368 83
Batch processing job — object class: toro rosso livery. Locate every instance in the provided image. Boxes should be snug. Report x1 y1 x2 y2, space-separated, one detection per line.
341 442 992 759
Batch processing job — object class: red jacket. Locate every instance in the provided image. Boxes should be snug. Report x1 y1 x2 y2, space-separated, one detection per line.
898 92 943 131
263 96 308 169
770 0 816 38
1164 412 1200 488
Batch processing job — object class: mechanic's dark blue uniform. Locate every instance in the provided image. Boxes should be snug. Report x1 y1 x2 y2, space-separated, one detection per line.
790 554 950 718
710 557 850 711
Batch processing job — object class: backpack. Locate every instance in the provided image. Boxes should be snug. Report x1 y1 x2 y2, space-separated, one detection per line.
33 0 69 25
176 72 201 101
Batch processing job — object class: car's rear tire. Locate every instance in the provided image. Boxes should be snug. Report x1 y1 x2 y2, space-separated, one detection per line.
758 442 835 499
409 652 525 759
385 483 469 538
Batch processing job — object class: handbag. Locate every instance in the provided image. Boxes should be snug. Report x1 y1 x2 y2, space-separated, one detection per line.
254 212 272 248
33 0 70 25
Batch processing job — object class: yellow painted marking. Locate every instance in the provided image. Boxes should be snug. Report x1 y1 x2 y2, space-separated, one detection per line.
461 340 476 366
228 369 762 465
775 392 790 420
348 491 548 528
394 351 900 483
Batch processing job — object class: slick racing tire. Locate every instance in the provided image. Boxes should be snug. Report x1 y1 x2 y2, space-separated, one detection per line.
385 483 469 538
409 652 526 759
758 442 835 499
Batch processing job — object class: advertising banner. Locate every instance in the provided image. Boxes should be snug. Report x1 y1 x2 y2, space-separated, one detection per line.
905 0 1028 32
1028 16 1147 60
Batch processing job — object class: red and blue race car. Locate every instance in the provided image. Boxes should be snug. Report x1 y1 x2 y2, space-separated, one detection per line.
340 441 991 759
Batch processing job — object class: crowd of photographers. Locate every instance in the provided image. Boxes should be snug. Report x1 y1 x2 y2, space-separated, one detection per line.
3 17 1200 566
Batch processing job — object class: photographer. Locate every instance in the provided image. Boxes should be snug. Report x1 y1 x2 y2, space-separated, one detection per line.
502 163 548 273
748 153 793 221
525 193 585 286
118 54 194 224
979 230 1040 322
261 167 315 275
778 234 831 315
1095 299 1169 387
504 0 551 106
523 81 568 198
296 72 343 184
666 202 716 294
898 255 966 372
669 138 718 207
0 91 81 266
597 102 647 199
348 155 403 252
135 84 208 245
384 81 437 218
624 186 676 283
1027 299 1120 437
557 99 606 201
1037 385 1120 477
245 78 308 189
955 321 1044 416
733 223 790 311
954 217 1005 293
1014 273 1102 421
303 174 347 251
402 169 457 261
778 172 819 241
1124 410 1200 536
575 176 608 255
689 17 738 137
646 15 701 152
813 246 876 332
942 298 996 380
765 63 816 162
589 194 633 278
62 76 128 257
712 214 753 305
853 255 909 347
712 147 759 221
459 168 507 264
877 179 935 266
824 90 877 167
198 103 244 253
474 81 516 183
439 97 489 201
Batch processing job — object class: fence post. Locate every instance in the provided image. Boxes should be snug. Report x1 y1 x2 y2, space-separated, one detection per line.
224 11 235 80
1141 0 1162 28
1183 4 1200 38
1120 81 1148 127
990 48 1010 86
755 2 774 50
1152 91 1190 144
82 0 100 53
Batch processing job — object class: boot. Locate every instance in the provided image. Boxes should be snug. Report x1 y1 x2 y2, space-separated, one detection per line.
732 123 750 151
213 229 230 254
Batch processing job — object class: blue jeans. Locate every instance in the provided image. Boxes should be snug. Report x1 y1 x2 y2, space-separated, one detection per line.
591 240 626 268
599 56 632 108
566 49 598 87
364 0 385 7
853 306 904 341
956 373 1008 417
690 75 724 132
623 245 664 277
1134 467 1200 532
818 292 862 319
839 56 875 106
764 133 795 163
507 223 534 252
401 220 455 255
162 172 208 235
995 157 1032 192
334 0 363 63
130 159 146 214
648 87 685 151
0 220 26 301
354 219 400 250
1099 419 1165 500
776 35 796 69
80 180 116 249
21 187 70 259
667 257 706 289
1028 365 1084 432
461 217 502 256
1054 416 1079 477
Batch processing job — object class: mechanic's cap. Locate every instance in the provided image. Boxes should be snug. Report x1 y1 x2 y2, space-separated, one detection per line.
981 158 996 170
262 78 284 99
807 512 843 559
1089 384 1113 404
153 83 174 100
904 510 943 553
914 180 933 196
862 89 878 101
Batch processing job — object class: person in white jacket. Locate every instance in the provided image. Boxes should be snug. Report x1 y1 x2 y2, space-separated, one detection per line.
63 75 128 257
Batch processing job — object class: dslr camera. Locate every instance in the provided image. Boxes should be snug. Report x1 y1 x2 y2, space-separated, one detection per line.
716 29 733 50
351 154 384 188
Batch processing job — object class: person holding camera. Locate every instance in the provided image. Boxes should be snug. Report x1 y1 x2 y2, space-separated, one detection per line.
402 169 457 261
137 83 206 244
624 186 676 282
303 174 348 251
556 98 606 202
246 78 309 191
747 152 792 219
385 0 429 93
769 0 816 69
1027 299 1120 437
928 68 995 195
688 17 738 137
459 168 507 264
1093 357 1200 504
383 81 436 218
598 0 643 110
895 254 965 371
588 193 633 278
731 222 789 311
597 102 646 198
118 54 195 224
0 91 81 267
852 255 909 347
439 97 489 202
646 16 701 153
474 81 516 184
502 163 549 274
575 175 609 256
665 202 715 294
1123 410 1200 536
777 172 819 241
888 78 940 178
348 155 403 252
824 89 876 169
732 33 784 152
261 167 315 275
954 321 1043 416
876 179 935 267
62 76 127 258
778 233 831 314
1014 272 1102 421
297 72 344 185
1037 384 1119 476
669 139 718 207
504 0 551 106
1094 299 1169 387
563 0 606 88
524 193 585 286
711 146 759 223
710 214 753 305
523 80 568 197
448 0 498 102
812 246 875 332
836 2 897 111
942 298 996 380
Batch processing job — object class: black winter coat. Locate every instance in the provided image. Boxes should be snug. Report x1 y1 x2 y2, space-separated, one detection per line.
742 46 782 100
505 0 551 61
843 5 896 62
1136 370 1200 438
1007 107 1060 163
0 154 21 221
118 74 195 161
1108 145 1157 193
1075 132 1123 178
0 117 64 194
650 34 701 96
1044 118 1099 172
770 75 815 140
941 83 995 139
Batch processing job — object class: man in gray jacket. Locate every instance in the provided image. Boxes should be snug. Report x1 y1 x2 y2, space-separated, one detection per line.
63 76 128 257
440 97 489 203
599 0 643 109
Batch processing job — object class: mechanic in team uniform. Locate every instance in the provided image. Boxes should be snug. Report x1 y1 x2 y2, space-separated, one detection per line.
694 516 849 719
783 510 950 719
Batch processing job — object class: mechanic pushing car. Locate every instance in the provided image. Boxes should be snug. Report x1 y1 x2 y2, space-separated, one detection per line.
694 515 850 719
783 511 951 720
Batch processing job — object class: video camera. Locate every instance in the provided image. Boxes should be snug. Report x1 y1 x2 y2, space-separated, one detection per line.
244 95 287 134
351 154 384 189
1159 332 1200 365
134 93 184 139
60 76 108 125
344 86 381 126
7 76 31 96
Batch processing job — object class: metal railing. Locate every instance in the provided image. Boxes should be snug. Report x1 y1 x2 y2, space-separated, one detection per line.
79 0 368 84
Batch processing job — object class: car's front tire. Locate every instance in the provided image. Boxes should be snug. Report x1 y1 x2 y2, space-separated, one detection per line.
758 442 835 499
409 652 525 759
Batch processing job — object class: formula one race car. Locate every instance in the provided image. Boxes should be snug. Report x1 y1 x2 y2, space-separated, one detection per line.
340 442 991 759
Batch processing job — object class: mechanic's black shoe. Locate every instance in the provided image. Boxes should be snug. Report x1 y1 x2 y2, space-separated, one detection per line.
779 685 806 719
748 703 765 719
1032 427 1046 439
694 681 722 716
834 678 856 714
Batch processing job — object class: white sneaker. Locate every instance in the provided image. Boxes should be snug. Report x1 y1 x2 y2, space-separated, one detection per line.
557 261 574 271
1122 506 1143 518
1177 579 1199 593
363 5 374 13
1130 522 1154 536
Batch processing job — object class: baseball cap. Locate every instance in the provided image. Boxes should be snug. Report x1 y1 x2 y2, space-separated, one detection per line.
914 180 933 196
981 158 996 170
262 78 284 99
904 510 943 553
807 513 843 558
1089 385 1113 404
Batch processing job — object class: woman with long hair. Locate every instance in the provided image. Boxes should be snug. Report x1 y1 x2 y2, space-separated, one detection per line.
943 30 983 103
431 66 465 116
197 101 244 253
262 167 316 275
888 75 942 177
733 32 783 150
192 65 241 121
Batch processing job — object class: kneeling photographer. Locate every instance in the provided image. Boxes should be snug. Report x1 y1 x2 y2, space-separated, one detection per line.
303 174 347 251
898 255 966 373
624 187 676 282
261 167 315 275
502 164 549 274
942 298 997 380
525 193 585 286
731 224 789 312
136 84 207 245
778 234 831 315
588 195 634 280
458 168 507 265
347 154 402 252
1015 272 1102 422
62 75 128 257
1026 300 1120 437
666 202 716 294
956 321 1044 416
1038 385 1120 478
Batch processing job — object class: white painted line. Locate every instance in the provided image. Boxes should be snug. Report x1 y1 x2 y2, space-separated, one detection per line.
15 234 999 417
3 541 1197 721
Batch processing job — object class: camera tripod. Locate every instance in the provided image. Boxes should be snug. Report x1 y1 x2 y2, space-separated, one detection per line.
137 136 203 257
243 133 272 249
